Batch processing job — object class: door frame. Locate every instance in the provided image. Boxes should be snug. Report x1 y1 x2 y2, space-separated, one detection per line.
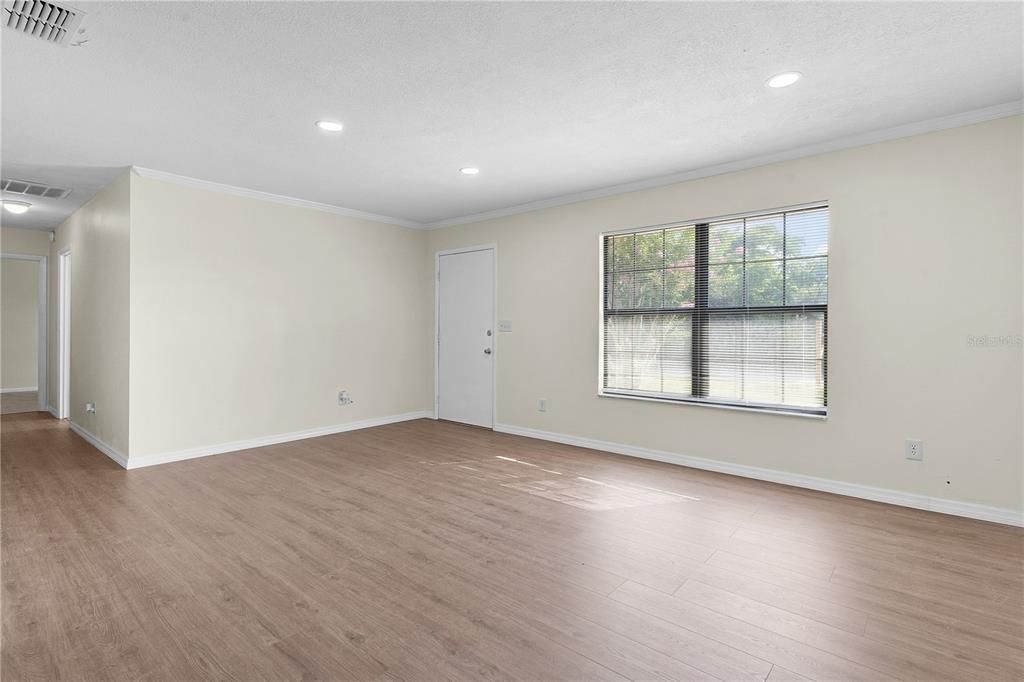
0 252 48 411
434 244 498 427
57 248 71 419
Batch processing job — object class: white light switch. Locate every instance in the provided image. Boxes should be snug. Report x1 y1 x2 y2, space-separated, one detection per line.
499 320 513 333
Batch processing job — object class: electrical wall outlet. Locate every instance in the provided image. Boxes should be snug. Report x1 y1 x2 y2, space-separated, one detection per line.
85 402 96 413
905 439 923 461
338 390 353 406
538 399 546 412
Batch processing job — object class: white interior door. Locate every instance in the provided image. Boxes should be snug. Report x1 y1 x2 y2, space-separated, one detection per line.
437 248 495 428
58 250 71 419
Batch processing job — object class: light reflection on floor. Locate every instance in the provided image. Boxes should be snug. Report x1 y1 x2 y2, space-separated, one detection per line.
424 453 701 511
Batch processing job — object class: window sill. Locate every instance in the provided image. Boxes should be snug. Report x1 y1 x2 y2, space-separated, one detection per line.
597 390 828 420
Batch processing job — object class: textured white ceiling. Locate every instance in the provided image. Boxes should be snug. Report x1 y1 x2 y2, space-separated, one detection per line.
2 1 1021 231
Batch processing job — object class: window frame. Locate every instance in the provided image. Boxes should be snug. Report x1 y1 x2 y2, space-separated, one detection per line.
598 201 830 418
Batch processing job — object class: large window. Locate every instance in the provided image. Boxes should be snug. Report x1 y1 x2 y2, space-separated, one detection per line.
601 205 828 416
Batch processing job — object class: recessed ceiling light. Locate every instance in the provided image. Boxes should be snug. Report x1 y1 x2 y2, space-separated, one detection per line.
315 120 344 132
1 200 31 214
460 167 480 175
766 71 802 89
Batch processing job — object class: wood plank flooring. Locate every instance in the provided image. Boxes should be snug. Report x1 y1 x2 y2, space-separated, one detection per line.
2 412 1022 681
0 392 38 415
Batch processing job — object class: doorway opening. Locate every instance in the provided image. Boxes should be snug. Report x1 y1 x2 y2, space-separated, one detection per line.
0 253 47 414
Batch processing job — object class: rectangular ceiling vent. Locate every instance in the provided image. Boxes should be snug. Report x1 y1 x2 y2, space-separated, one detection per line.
2 1 85 46
1 178 71 200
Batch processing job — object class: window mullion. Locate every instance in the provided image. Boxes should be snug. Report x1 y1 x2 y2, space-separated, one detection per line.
692 224 709 398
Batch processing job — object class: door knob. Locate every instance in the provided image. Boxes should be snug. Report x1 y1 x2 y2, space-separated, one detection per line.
483 348 492 355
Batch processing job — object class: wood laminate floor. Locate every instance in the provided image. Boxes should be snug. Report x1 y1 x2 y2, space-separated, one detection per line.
2 412 1022 681
0 392 38 415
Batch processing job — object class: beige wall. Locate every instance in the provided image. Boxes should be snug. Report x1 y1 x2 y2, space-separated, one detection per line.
1 226 51 257
428 116 1024 512
127 175 433 459
1 258 40 390
48 172 131 454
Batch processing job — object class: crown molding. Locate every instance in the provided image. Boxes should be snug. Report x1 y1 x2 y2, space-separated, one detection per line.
423 99 1023 229
131 166 424 229
131 101 1021 232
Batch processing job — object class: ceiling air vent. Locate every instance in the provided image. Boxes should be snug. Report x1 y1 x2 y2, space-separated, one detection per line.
1 178 71 200
2 0 85 46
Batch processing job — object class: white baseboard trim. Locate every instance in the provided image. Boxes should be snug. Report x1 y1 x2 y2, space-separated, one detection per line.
126 411 434 470
46 405 59 418
69 421 129 469
494 423 1023 527
2 386 38 394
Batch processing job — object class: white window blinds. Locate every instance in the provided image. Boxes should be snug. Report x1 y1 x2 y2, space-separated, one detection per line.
602 205 829 415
